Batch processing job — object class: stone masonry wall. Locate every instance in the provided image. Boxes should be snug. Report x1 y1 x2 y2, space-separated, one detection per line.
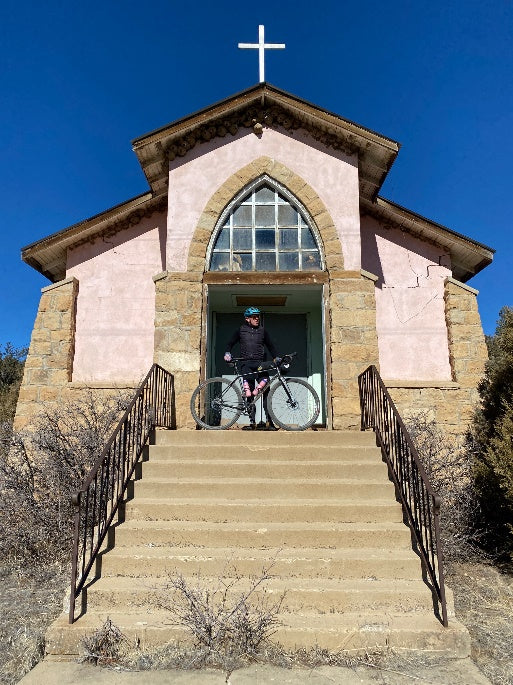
153 271 203 428
14 278 78 430
329 270 380 429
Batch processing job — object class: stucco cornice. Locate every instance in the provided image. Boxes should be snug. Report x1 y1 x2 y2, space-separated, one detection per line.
22 193 167 282
361 196 494 283
132 83 400 201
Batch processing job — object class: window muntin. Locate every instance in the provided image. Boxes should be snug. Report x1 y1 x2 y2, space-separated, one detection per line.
209 183 322 272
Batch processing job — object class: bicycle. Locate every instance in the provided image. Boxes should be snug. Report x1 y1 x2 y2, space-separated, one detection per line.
190 353 320 431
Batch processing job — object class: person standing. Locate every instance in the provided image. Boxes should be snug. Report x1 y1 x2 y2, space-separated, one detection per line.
224 307 279 430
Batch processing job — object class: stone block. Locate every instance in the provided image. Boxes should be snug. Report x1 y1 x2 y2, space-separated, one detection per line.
42 312 62 331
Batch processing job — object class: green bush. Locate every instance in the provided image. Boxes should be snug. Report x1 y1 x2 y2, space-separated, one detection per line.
469 306 513 558
0 343 27 426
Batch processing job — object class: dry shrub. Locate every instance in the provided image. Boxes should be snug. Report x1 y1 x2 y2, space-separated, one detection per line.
80 618 131 666
151 565 285 670
0 389 131 568
406 411 484 562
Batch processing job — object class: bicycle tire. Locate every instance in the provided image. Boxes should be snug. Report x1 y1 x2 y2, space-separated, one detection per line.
190 377 243 430
267 378 320 431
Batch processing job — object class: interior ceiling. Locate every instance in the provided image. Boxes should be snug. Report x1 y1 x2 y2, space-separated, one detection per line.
208 284 323 312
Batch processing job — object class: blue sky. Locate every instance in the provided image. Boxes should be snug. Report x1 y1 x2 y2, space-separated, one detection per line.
1 0 511 349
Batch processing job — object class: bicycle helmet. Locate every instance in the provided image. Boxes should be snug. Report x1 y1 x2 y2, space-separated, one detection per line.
244 306 261 317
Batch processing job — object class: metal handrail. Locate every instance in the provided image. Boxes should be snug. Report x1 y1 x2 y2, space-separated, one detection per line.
358 365 448 626
69 364 174 623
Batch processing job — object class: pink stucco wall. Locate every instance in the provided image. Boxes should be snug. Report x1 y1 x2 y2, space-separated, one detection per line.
166 127 360 272
361 215 453 381
66 213 165 382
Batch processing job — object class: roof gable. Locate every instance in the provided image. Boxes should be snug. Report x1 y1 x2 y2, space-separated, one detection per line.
131 83 400 199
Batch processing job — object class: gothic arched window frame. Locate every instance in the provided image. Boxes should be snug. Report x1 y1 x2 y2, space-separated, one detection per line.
206 176 324 273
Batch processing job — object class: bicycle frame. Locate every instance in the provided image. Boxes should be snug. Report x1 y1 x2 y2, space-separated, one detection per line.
227 354 295 412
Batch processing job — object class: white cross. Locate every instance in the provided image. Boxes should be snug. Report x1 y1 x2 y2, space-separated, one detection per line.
238 25 285 83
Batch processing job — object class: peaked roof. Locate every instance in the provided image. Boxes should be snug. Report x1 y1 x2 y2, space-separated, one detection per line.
131 82 401 199
21 83 493 283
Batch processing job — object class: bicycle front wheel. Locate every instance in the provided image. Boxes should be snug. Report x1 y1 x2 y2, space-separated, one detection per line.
190 377 243 430
267 378 320 431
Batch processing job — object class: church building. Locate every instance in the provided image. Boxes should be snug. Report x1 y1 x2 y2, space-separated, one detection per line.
15 83 493 433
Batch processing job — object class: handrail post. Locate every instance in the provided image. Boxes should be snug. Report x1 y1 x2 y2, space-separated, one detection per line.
69 491 81 623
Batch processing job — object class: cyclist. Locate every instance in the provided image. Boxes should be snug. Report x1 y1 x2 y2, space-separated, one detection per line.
223 307 279 430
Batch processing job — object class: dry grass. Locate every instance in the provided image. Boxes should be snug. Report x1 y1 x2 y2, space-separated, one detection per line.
0 564 67 685
447 560 513 685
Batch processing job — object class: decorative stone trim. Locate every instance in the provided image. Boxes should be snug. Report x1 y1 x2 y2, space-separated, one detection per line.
164 104 359 163
14 277 79 430
445 277 479 296
187 157 344 274
68 196 167 252
385 380 460 389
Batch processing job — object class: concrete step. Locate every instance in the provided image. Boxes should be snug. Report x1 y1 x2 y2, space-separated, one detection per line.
122 497 404 523
46 609 470 657
83 575 441 614
132 478 395 500
141 458 388 479
111 520 413 549
98 546 422 579
153 429 378 447
148 444 382 461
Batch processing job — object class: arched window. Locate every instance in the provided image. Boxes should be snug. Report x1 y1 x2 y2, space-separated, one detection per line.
208 180 322 272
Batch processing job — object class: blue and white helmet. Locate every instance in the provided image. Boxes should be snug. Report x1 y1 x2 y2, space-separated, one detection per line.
244 306 261 317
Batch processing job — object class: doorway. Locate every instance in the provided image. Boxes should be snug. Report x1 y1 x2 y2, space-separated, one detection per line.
206 284 327 426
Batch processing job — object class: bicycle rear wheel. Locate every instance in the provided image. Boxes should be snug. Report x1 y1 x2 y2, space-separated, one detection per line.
267 378 320 431
190 377 243 430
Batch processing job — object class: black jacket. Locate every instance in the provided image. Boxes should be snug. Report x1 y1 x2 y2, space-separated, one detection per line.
225 322 277 361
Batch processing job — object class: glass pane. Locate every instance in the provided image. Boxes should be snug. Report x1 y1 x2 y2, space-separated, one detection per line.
302 251 322 270
279 228 298 249
276 192 287 204
214 227 230 250
301 227 317 249
256 252 276 271
233 253 252 271
210 253 230 271
254 186 275 203
279 252 299 271
255 229 276 249
254 205 275 227
232 228 252 250
233 205 252 226
278 205 298 226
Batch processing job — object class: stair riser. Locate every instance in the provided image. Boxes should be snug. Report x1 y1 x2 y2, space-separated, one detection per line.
123 502 404 523
86 587 435 613
46 618 469 658
148 445 381 461
112 528 412 549
142 462 388 479
99 556 422 579
154 430 379 447
132 481 395 500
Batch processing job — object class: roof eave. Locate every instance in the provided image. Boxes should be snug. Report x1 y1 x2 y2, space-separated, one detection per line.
361 196 495 282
